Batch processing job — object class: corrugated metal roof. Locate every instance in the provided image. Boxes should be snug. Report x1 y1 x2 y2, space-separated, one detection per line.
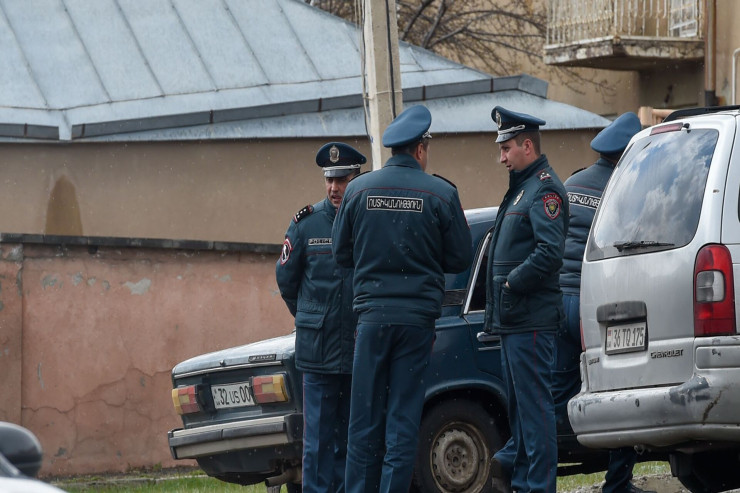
0 0 609 141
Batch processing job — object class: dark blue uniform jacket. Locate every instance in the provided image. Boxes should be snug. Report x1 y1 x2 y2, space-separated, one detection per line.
484 155 569 334
560 158 615 294
276 198 356 374
332 154 472 326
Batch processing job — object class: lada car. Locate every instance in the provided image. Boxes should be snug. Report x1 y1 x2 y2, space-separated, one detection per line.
569 106 740 493
168 207 612 492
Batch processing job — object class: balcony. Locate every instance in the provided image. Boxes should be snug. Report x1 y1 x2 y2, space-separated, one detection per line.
544 0 705 71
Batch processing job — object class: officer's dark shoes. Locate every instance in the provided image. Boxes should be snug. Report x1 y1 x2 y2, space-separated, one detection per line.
490 457 512 493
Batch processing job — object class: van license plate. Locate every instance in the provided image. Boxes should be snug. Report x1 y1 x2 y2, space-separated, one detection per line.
605 322 646 354
211 381 255 409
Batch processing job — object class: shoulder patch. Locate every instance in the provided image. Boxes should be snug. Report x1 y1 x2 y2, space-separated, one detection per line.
293 204 313 223
433 173 457 188
542 193 563 220
280 237 292 265
538 170 552 182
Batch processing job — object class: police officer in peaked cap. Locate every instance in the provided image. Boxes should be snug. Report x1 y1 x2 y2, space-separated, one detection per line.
332 105 472 493
485 106 568 493
555 112 653 493
276 141 366 493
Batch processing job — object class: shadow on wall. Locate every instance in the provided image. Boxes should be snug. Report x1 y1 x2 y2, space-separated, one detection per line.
45 176 83 236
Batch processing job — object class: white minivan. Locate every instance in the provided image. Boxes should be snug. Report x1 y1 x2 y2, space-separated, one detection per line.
569 106 740 493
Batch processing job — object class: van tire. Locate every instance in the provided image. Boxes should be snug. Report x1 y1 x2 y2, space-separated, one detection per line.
413 399 503 493
671 451 740 493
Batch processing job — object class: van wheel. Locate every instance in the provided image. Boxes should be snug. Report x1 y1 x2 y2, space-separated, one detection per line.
413 399 503 493
671 451 740 493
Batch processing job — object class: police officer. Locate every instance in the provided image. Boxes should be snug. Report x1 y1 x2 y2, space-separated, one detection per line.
554 112 653 493
276 142 366 493
485 106 568 493
332 105 472 493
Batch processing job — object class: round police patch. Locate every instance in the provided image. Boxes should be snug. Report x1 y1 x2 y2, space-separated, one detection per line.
280 238 292 265
543 193 562 220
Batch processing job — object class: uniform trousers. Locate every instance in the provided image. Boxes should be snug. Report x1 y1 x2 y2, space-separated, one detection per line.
553 293 638 493
302 372 352 493
344 322 435 493
493 330 557 493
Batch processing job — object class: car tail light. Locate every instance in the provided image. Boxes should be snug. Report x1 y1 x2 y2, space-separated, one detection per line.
694 244 736 336
252 375 289 404
172 385 202 415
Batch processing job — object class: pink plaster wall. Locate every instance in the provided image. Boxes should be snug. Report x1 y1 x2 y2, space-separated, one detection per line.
0 242 293 477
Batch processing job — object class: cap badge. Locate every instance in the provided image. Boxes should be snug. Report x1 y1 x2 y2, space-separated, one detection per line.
513 189 524 205
329 145 340 163
495 111 502 128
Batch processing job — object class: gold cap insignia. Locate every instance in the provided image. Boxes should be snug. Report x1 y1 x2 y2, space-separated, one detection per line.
329 145 340 163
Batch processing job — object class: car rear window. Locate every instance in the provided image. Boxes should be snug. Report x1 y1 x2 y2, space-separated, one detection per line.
586 127 718 260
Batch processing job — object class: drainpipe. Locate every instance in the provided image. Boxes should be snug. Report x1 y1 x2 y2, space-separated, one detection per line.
733 48 740 105
704 0 716 107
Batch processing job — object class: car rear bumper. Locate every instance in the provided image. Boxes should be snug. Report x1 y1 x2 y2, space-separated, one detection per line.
168 413 303 459
568 373 740 450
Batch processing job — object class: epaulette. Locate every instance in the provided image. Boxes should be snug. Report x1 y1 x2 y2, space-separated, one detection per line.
433 173 457 189
538 170 552 182
353 170 372 179
570 167 587 176
293 204 313 223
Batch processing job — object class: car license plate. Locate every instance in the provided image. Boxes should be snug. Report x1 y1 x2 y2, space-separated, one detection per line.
211 381 255 409
605 321 647 354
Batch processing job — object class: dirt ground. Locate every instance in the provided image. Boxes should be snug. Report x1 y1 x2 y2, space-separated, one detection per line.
566 473 740 493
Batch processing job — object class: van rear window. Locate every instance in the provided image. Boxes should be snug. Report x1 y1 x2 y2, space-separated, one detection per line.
586 128 718 260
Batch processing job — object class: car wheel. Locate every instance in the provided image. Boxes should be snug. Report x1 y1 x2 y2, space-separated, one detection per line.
671 451 740 493
413 399 503 493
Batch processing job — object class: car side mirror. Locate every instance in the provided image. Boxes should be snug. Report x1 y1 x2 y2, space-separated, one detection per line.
0 422 43 477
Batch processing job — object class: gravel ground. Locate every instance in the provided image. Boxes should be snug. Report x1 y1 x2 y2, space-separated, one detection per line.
565 473 740 493
50 469 740 493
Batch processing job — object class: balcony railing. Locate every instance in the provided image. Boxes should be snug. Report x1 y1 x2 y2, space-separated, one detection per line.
545 0 704 70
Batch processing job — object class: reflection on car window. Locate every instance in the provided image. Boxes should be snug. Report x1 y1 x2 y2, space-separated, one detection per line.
587 128 718 260
466 233 490 312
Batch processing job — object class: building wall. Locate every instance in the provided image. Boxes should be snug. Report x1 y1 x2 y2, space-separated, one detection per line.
0 132 599 246
0 129 600 476
0 241 292 476
714 2 740 106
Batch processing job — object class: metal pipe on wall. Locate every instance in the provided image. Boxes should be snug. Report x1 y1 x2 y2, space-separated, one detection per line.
704 0 716 107
734 48 740 105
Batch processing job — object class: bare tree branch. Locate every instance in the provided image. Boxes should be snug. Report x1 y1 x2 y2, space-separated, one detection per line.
305 0 617 103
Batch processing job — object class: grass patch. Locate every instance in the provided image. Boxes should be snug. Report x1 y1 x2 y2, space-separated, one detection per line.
50 462 673 492
50 467 293 492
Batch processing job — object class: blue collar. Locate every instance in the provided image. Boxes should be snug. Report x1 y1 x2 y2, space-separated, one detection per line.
383 153 422 170
509 154 548 187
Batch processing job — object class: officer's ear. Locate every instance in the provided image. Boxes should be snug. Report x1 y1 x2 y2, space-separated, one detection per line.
522 137 535 155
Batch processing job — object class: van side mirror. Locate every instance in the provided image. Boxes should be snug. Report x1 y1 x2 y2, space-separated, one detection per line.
0 422 43 477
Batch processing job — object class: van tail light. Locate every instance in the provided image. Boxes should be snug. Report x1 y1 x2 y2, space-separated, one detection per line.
694 244 736 337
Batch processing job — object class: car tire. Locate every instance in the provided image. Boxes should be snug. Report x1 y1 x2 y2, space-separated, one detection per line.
413 399 503 493
671 451 740 493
